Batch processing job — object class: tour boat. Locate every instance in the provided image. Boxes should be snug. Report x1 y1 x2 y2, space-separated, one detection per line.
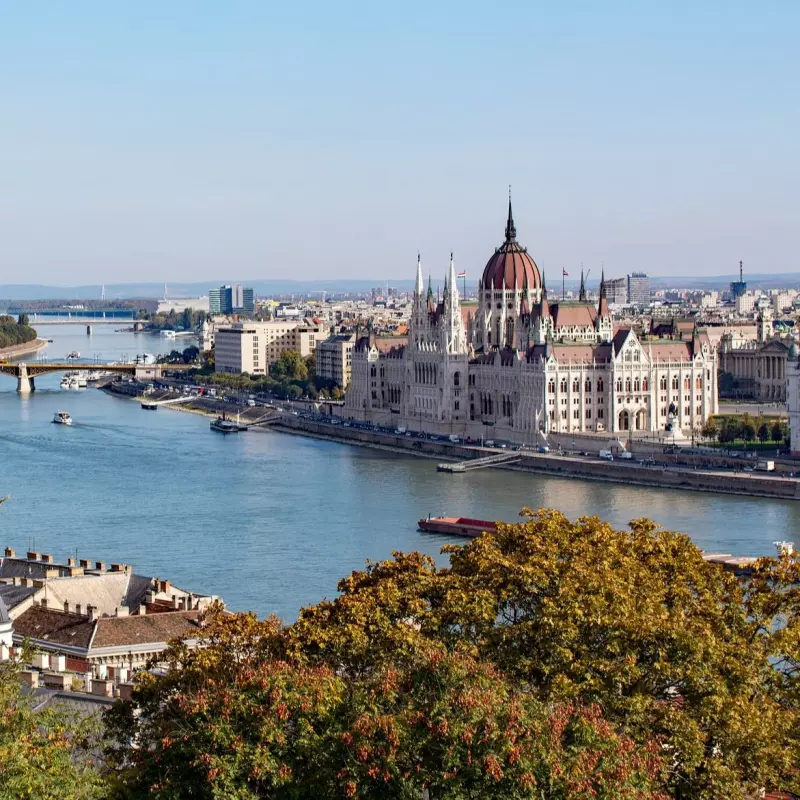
59 376 71 390
417 516 498 538
52 410 73 426
141 401 158 410
75 373 88 388
210 414 239 433
67 351 80 359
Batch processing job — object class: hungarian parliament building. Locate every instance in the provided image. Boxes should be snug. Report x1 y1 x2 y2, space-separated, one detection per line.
344 202 718 443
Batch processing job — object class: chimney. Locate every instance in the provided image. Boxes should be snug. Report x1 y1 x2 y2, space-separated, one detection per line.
115 606 129 618
75 603 82 616
138 604 147 616
144 590 155 604
67 557 76 567
124 564 133 575
27 551 40 561
4 548 15 558
171 595 179 609
95 561 105 571
40 598 48 609
161 580 171 595
63 600 70 614
42 554 53 564
68 567 84 577
79 559 91 569
11 577 19 586
110 563 123 573
87 605 97 622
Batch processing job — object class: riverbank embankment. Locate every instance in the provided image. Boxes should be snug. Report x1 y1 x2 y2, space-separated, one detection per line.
0 338 48 360
271 417 800 502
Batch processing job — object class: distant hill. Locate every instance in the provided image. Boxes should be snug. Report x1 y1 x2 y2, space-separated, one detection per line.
1 273 799 301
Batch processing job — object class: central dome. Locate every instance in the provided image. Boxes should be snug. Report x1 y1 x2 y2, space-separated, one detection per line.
480 199 541 292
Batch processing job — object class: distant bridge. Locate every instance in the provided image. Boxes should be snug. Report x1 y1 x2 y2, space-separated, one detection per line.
0 361 191 394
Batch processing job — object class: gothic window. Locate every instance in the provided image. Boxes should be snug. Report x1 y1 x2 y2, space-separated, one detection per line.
695 376 702 389
585 378 591 393
625 377 631 392
598 408 604 419
453 371 460 387
370 366 376 378
633 351 640 362
634 378 640 392
642 378 649 392
573 409 579 419
683 377 690 390
585 408 591 419
660 376 667 390
684 406 690 416
597 378 604 392
572 379 580 392
616 378 623 393
455 400 460 411
548 379 555 394
672 376 679 390
560 378 568 392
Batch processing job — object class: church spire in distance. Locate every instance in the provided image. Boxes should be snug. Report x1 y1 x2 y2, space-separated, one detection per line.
505 185 517 242
579 265 586 302
415 253 424 297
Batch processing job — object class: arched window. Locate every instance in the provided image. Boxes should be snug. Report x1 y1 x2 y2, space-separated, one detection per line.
683 377 690 390
560 378 568 392
597 378 604 392
642 378 648 392
695 376 702 389
585 378 591 393
453 371 460 387
616 378 623 393
548 379 555 394
370 365 376 378
572 378 580 392
660 376 667 390
672 376 679 390
625 377 631 392
634 377 641 392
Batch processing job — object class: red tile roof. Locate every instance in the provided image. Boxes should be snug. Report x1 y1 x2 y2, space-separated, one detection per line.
92 611 203 649
13 607 94 649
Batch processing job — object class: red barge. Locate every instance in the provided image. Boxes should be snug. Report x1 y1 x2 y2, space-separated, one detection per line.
418 516 498 538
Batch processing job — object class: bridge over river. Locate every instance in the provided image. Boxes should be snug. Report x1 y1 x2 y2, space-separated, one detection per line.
0 360 191 393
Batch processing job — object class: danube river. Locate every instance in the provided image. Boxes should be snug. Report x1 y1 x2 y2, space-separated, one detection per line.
1 323 798 621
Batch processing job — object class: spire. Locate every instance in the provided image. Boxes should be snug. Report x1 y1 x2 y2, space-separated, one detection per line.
447 251 458 304
541 269 547 298
597 269 609 317
426 275 434 304
505 185 517 242
415 253 424 297
579 266 586 302
540 269 550 318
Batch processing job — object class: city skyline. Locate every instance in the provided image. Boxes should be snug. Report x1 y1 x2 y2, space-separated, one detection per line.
2 2 798 283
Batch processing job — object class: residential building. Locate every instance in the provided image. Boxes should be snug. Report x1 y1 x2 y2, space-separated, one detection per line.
344 202 718 441
315 333 355 388
627 273 650 305
215 319 322 375
605 277 627 305
736 293 757 315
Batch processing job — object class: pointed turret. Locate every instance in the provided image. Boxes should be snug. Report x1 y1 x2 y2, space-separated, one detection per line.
540 270 550 318
597 269 609 317
579 266 586 302
415 253 424 297
504 186 517 243
446 252 459 305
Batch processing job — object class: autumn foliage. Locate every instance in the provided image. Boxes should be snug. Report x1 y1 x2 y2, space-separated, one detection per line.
104 509 800 799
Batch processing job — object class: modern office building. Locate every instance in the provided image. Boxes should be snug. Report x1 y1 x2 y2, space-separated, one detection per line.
209 284 255 315
626 273 650 305
605 278 627 305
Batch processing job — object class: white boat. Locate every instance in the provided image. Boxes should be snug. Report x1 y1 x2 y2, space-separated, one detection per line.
52 411 72 426
60 376 71 390
75 372 88 388
68 378 80 390
67 351 80 359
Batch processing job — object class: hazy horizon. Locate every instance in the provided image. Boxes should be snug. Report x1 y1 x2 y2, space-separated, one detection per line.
2 3 798 284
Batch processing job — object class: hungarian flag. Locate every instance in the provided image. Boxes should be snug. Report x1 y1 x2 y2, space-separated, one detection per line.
562 268 569 276
456 270 466 278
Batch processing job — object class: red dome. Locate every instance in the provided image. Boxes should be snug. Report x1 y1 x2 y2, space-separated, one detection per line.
480 200 541 292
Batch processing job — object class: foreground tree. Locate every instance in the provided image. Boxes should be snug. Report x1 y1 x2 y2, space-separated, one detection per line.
105 611 666 799
0 658 107 799
105 510 800 799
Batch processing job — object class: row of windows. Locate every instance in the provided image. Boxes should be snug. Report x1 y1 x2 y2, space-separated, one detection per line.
551 408 605 421
550 378 605 393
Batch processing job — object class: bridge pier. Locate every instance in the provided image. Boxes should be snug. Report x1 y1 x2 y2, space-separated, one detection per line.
16 364 34 394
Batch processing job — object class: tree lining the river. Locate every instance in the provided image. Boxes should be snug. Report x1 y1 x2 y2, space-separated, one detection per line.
0 315 37 350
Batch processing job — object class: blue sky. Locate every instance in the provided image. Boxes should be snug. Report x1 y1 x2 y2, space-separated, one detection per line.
1 1 798 284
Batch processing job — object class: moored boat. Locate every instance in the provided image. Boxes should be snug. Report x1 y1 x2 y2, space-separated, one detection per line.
417 516 498 538
210 415 239 433
141 402 158 410
52 410 72 426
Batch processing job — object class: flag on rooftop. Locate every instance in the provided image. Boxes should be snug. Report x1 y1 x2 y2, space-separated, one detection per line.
456 271 466 278
562 268 569 276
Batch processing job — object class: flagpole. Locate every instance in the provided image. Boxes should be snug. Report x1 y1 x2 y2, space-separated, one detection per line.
562 268 565 301
462 275 466 298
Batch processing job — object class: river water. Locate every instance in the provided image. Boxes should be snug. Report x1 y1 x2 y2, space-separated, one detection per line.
0 322 797 621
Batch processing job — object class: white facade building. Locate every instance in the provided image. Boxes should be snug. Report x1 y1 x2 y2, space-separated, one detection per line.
344 202 718 442
315 333 355 388
215 320 322 376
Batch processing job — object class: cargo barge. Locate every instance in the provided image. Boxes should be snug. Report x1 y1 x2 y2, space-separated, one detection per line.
418 516 498 538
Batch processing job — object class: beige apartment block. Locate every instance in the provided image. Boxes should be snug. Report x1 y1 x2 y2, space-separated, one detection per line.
215 320 322 375
315 333 355 388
